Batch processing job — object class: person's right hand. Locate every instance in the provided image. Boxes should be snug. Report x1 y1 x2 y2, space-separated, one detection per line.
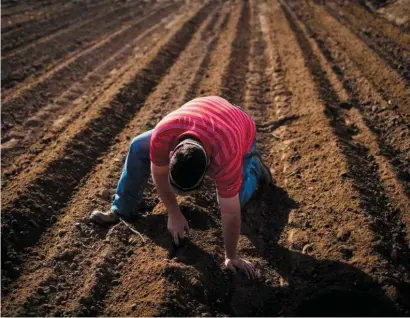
167 209 189 245
225 257 255 279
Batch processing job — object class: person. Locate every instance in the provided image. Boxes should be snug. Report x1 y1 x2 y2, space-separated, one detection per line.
90 96 273 278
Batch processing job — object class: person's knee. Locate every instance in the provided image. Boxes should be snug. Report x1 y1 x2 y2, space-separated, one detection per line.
129 135 148 154
130 130 152 154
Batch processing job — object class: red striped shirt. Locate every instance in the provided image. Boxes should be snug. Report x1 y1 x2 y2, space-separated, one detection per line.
150 96 256 198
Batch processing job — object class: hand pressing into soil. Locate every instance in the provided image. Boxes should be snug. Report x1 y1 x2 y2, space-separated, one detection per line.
218 194 256 278
225 258 255 279
167 209 189 246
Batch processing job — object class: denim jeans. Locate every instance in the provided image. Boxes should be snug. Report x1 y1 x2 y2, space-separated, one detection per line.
111 130 262 217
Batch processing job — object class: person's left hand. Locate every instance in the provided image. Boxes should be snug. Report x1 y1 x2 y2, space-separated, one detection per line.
224 257 255 279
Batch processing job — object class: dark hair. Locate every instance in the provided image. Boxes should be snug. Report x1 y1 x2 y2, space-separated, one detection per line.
169 139 207 191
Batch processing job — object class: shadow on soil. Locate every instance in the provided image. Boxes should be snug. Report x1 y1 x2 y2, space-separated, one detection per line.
239 187 399 316
127 184 399 316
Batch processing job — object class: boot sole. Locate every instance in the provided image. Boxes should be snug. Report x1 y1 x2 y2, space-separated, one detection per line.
90 213 119 226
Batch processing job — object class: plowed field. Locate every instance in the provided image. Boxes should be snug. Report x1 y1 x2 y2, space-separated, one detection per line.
2 0 410 316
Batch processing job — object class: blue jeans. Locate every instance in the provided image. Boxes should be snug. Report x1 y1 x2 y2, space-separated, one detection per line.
112 130 262 217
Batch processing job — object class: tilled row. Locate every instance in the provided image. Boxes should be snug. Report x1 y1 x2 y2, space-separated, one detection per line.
339 1 410 50
158 1 253 315
1 1 183 177
187 0 410 315
1 0 54 21
1 1 213 300
229 1 289 314
2 2 120 76
4 0 239 314
101 5 237 315
280 0 410 313
1 0 112 54
321 2 410 85
1 1 231 316
2 0 410 316
1 0 153 91
302 1 410 120
288 0 410 230
1 0 55 15
1 1 76 33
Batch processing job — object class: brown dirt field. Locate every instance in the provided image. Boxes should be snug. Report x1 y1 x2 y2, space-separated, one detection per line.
1 0 410 316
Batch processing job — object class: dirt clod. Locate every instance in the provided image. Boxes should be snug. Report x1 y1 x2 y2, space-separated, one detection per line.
337 229 351 242
340 246 355 259
101 189 112 201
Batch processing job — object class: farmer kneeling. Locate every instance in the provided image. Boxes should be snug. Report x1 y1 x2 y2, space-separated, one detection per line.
90 96 273 277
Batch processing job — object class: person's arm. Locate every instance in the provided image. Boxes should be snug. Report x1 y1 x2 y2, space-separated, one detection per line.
151 162 178 212
151 162 189 244
218 193 255 278
219 194 241 259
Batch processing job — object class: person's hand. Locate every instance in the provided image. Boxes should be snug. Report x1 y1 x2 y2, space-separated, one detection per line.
167 210 189 245
225 258 255 279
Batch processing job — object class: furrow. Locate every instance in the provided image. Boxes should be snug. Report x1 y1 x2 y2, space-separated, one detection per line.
358 0 410 32
219 0 251 105
100 1 248 316
1 0 116 61
1 0 56 16
288 1 410 218
228 1 289 315
293 1 410 193
195 0 409 315
1 1 76 33
183 11 230 102
293 0 410 119
1 0 151 91
326 1 410 52
1 3 225 315
158 0 267 316
1 2 213 297
155 1 295 315
152 2 251 316
1 1 54 18
279 0 410 313
1 2 182 179
1 0 112 54
101 4 237 316
3 0 409 316
196 0 246 97
1 1 161 106
67 6 230 316
243 0 271 121
322 2 410 85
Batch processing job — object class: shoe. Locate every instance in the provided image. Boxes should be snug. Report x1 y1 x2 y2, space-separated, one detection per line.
256 154 274 186
90 210 119 226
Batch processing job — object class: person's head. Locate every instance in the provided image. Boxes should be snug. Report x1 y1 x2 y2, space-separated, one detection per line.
169 137 208 196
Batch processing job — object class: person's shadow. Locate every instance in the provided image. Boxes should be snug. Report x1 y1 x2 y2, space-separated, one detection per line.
128 182 404 316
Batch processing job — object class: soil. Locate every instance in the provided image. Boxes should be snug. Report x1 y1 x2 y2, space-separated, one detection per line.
361 0 410 29
2 0 410 316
